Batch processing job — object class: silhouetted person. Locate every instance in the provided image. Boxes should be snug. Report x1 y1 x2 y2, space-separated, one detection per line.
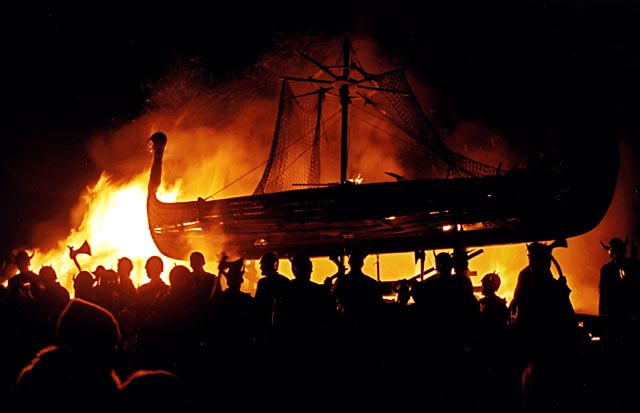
189 251 220 312
476 272 514 410
34 266 70 311
451 247 481 347
15 298 123 411
210 255 255 350
409 251 480 409
411 251 479 349
31 265 70 346
597 236 640 410
254 252 289 344
94 268 125 318
330 248 384 410
274 254 336 336
478 272 510 337
114 257 138 379
141 264 200 381
73 270 97 303
271 253 338 409
206 256 258 406
137 256 170 307
4 251 46 361
331 248 384 332
510 241 578 412
133 256 170 372
119 369 194 411
6 250 37 308
510 242 577 358
452 246 475 296
599 236 640 351
92 265 108 289
116 257 138 306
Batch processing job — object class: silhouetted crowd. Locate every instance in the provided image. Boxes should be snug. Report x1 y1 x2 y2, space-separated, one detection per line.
1 236 640 412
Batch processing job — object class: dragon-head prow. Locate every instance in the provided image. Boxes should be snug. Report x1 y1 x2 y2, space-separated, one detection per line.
149 132 167 153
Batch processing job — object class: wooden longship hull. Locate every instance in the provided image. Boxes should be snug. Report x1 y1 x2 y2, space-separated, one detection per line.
147 133 619 261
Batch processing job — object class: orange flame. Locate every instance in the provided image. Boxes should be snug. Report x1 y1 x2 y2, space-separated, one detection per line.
30 172 174 293
11 36 635 317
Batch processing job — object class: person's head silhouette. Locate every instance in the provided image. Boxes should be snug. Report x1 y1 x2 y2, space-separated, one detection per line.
348 248 368 272
189 251 206 271
259 252 279 276
435 252 453 277
526 242 552 272
291 254 313 281
56 298 121 355
481 272 501 296
145 256 164 280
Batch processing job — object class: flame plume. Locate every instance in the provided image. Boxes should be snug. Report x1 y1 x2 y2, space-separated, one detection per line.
15 35 636 316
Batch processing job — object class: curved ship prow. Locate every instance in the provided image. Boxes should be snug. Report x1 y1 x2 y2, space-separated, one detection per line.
147 132 226 260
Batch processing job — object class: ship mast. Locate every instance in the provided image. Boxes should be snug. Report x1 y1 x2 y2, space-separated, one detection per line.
283 38 355 184
339 38 350 184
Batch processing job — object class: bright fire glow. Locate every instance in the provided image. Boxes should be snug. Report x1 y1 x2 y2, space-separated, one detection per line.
30 172 182 294
6 37 634 317
17 166 533 307
16 117 631 317
348 174 363 184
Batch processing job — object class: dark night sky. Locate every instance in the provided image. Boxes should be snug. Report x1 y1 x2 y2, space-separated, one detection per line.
2 1 639 255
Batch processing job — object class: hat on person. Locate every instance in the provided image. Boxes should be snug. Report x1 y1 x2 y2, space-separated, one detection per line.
601 236 628 253
526 242 551 258
14 250 34 266
481 272 501 292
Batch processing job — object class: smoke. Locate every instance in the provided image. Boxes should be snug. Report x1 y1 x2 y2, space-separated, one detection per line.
84 32 467 192
14 30 637 316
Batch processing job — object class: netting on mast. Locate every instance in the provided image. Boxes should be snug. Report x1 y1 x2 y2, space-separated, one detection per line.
253 80 322 195
253 58 503 195
368 68 502 178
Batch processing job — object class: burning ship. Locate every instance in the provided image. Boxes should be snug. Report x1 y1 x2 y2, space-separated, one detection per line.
146 38 619 262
